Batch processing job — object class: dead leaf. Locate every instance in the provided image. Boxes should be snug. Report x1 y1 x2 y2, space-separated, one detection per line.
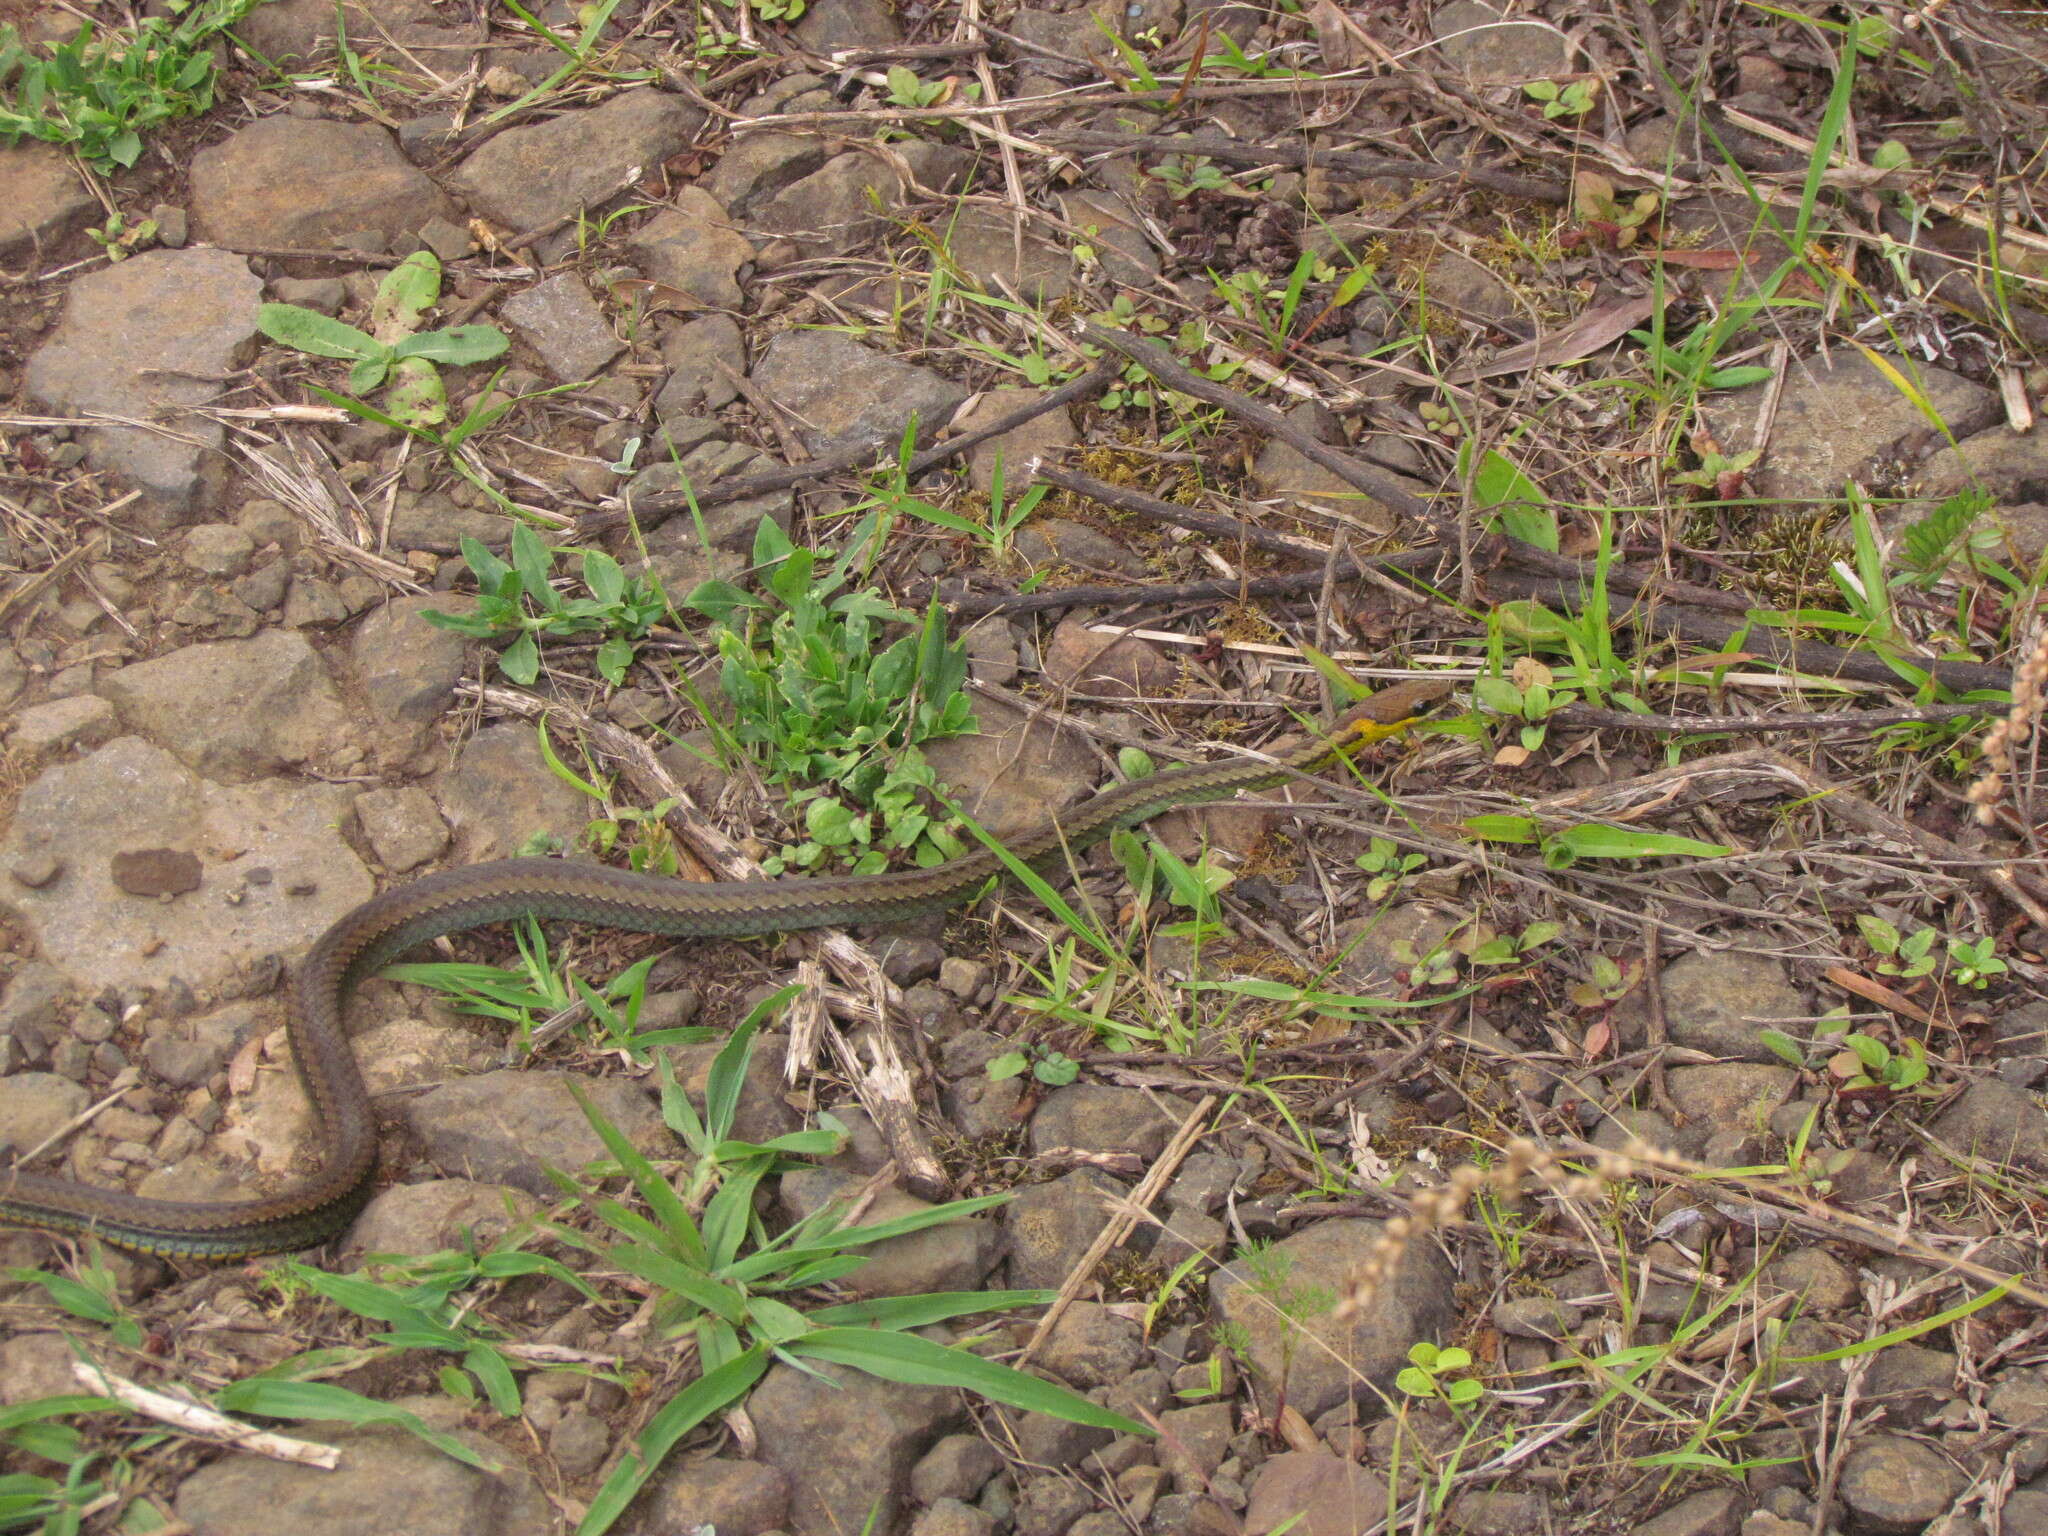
1446 294 1659 382
1582 1017 1612 1058
1494 744 1533 768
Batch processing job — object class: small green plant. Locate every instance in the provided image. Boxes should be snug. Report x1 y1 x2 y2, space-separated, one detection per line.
1466 920 1563 968
1570 170 1659 249
1857 914 1936 980
986 1042 1081 1087
1396 1341 1484 1413
1759 1011 1938 1097
1568 952 1643 1008
1148 153 1232 199
879 449 1051 565
1947 934 2008 989
1418 398 1462 438
0 0 262 171
0 1392 125 1534
1524 77 1596 118
685 517 978 875
1462 812 1731 871
1473 653 1576 756
84 209 156 261
422 525 668 688
1896 486 2001 588
882 64 961 110
549 994 1142 1536
7 1257 144 1350
258 251 510 434
1356 837 1427 901
383 914 710 1062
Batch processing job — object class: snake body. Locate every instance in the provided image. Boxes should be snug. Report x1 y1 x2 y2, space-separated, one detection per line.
0 682 1445 1259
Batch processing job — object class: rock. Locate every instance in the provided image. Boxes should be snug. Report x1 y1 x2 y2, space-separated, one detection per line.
779 1169 1004 1298
174 1416 551 1536
750 330 968 455
1013 1476 1094 1536
922 694 1097 842
1057 191 1161 286
0 140 98 258
1038 1302 1150 1391
700 130 829 217
181 523 258 576
190 116 456 252
24 248 264 526
354 785 450 873
547 1410 607 1479
1041 614 1175 701
910 1435 1004 1505
499 273 625 383
97 629 354 781
0 1073 90 1154
1245 1451 1390 1536
1931 1079 2048 1173
109 848 203 898
1004 1168 1134 1289
749 1357 963 1536
0 963 68 1063
624 188 756 309
1614 945 1807 1059
0 1333 79 1406
448 90 706 236
1157 1401 1233 1490
144 1002 267 1087
1491 1294 1579 1341
1208 1217 1458 1419
654 313 745 414
7 694 118 765
1761 1247 1860 1311
403 1071 670 1198
0 737 372 994
946 205 1075 305
1028 1084 1179 1160
1837 1433 1965 1533
1249 435 1403 540
1661 1064 1799 1149
1633 1487 1746 1536
340 1180 539 1263
1704 351 2000 504
437 723 594 862
353 595 471 748
1866 1345 1957 1425
752 144 971 260
656 1035 796 1146
627 1455 791 1536
1449 1489 1553 1534
957 388 1077 494
1429 0 1569 80
911 1500 997 1536
236 0 485 69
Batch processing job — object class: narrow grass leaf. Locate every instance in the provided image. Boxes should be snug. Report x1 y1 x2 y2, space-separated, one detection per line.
787 1329 1145 1432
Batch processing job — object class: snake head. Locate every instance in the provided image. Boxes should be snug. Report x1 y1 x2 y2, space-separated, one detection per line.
1330 677 1457 748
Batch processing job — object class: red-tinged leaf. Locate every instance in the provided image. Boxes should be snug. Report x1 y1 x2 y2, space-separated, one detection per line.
1582 1018 1612 1059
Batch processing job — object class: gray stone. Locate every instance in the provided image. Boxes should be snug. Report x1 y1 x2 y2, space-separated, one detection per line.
1028 1084 1178 1160
1430 0 1570 81
404 1071 669 1198
354 785 449 873
751 330 967 455
1004 1168 1133 1289
143 1002 267 1087
752 144 970 260
1209 1217 1458 1419
1615 944 1807 1059
340 1180 539 1263
653 313 745 414
499 274 625 383
448 90 706 235
6 694 118 765
1245 1452 1390 1536
0 737 372 994
0 140 97 258
353 594 471 744
1932 1079 2048 1173
624 188 756 308
1037 1302 1149 1390
181 523 257 577
98 629 353 781
190 116 457 252
175 1417 551 1536
1838 1433 1965 1533
779 1168 1004 1298
0 1073 89 1155
627 1455 791 1536
24 248 264 525
750 1358 962 1536
437 723 593 863
910 1435 1004 1505
1633 1487 1745 1536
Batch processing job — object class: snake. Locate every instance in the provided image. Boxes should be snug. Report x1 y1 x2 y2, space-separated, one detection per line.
0 679 1448 1259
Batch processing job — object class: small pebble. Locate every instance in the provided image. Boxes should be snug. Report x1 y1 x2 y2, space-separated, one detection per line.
11 853 62 889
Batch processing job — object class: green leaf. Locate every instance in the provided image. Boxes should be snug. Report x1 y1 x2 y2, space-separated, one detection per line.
1462 815 1541 844
216 1380 504 1472
577 1347 768 1536
1541 825 1731 865
986 1051 1027 1081
390 324 512 366
583 549 626 605
787 1329 1145 1432
510 523 559 612
1757 1029 1805 1067
498 631 540 685
256 304 385 362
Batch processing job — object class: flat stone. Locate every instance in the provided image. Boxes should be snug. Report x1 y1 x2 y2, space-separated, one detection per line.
1838 1433 1965 1534
1430 0 1570 81
109 847 203 898
402 1070 670 1197
0 1073 90 1156
1245 1451 1390 1536
24 248 264 526
175 1417 551 1536
447 90 706 235
749 1357 963 1536
623 188 756 308
6 694 118 765
339 1179 539 1263
653 313 744 414
190 116 456 252
1209 1216 1458 1419
1931 1079 2048 1174
1613 943 1808 1059
626 1455 791 1536
353 785 449 873
436 723 594 863
0 737 372 995
97 629 354 782
236 0 486 66
779 1168 1005 1298
0 140 98 258
498 274 624 383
